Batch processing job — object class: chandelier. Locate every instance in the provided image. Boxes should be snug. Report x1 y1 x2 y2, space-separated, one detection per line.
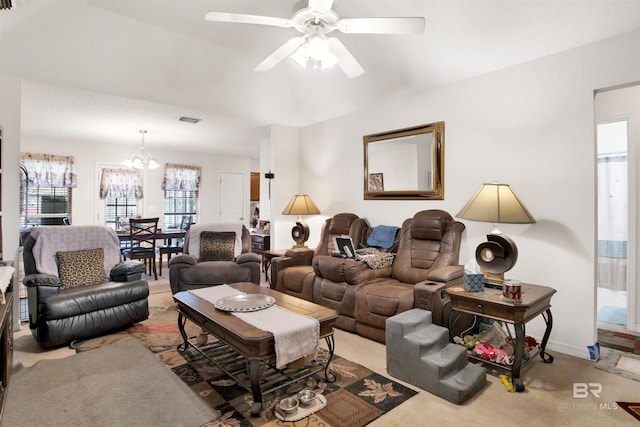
123 130 159 170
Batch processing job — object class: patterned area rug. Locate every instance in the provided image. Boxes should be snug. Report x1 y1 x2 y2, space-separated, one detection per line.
73 288 417 426
617 402 640 423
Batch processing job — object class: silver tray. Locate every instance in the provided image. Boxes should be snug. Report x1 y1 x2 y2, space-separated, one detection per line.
214 294 276 312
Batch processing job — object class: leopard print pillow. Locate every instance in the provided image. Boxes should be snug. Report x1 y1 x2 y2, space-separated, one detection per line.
56 248 106 289
199 231 236 262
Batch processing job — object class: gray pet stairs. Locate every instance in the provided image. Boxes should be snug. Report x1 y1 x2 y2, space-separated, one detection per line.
386 308 486 404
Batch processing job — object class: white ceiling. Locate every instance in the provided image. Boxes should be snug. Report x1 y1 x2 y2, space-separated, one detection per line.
1 0 639 159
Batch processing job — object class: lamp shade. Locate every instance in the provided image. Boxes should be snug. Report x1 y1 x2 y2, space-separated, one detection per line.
282 194 321 216
456 183 535 224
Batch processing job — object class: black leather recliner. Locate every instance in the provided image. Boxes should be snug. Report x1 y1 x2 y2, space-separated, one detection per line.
22 225 150 348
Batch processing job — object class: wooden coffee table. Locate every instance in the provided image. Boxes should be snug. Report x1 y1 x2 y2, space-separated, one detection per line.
173 282 338 417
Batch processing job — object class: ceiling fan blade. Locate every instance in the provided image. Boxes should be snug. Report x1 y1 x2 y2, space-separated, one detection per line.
328 38 364 78
254 37 305 72
309 0 334 15
204 11 293 28
338 17 425 34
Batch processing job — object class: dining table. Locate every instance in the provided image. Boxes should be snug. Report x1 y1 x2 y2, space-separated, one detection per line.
117 228 186 246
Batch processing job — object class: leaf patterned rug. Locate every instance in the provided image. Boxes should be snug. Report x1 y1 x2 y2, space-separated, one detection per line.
72 289 417 426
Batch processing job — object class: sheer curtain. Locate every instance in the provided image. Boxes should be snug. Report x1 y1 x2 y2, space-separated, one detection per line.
161 164 201 193
21 153 77 188
597 154 628 291
99 168 143 199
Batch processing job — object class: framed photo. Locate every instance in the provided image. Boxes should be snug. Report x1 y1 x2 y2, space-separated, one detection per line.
369 173 384 191
333 235 356 258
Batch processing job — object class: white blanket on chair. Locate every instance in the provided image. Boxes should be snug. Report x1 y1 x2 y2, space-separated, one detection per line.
30 226 121 277
187 222 244 259
190 285 320 369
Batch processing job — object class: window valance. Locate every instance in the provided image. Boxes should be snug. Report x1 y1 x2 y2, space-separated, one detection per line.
162 163 201 193
21 152 77 188
99 168 143 199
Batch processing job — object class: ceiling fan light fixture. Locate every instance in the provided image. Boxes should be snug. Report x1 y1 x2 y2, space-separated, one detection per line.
205 2 425 77
290 34 338 70
306 33 330 60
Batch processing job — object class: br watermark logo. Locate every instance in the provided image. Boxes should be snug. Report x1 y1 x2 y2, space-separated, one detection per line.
573 383 602 398
556 383 618 411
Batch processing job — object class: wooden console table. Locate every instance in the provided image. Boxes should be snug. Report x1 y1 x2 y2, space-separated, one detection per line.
445 282 556 392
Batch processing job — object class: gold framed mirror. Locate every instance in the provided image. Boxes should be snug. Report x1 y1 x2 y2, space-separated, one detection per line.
364 121 444 200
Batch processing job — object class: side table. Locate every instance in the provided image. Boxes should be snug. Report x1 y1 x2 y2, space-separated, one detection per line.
250 234 270 271
262 249 288 286
445 282 556 392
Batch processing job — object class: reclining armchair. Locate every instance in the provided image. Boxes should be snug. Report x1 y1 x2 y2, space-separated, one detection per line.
311 225 400 333
22 225 150 348
270 213 370 301
168 222 261 294
354 210 465 343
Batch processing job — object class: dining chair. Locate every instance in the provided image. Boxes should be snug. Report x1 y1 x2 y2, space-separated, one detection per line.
122 217 159 280
157 215 193 276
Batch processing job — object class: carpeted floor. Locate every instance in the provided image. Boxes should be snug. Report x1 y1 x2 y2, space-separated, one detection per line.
71 287 417 426
1 339 219 427
13 279 640 426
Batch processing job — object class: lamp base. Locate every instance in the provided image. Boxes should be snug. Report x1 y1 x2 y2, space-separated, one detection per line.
291 221 310 248
475 234 518 279
483 272 504 285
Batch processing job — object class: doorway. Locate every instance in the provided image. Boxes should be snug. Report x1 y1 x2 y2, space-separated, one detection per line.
595 84 640 347
596 120 629 329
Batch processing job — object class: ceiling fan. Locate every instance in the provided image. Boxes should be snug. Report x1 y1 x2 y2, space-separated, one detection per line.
204 0 425 78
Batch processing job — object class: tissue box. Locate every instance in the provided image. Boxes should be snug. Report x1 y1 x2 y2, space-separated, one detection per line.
463 272 484 292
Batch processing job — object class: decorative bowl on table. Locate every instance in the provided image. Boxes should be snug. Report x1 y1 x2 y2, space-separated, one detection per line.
214 294 276 312
277 397 299 415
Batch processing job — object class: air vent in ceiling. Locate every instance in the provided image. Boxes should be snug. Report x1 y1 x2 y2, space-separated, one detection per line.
179 116 201 124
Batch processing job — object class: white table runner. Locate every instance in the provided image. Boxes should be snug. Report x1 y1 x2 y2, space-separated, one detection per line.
189 285 319 369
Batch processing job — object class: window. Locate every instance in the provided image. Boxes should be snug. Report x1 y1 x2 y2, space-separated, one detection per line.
20 153 76 227
162 164 200 228
99 167 143 230
21 187 72 226
104 197 138 231
163 190 197 228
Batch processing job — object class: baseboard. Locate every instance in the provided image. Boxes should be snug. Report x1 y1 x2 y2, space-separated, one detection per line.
543 339 592 360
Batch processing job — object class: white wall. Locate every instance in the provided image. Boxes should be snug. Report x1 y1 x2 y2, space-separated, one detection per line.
0 75 21 265
296 29 640 359
20 136 252 229
266 124 304 250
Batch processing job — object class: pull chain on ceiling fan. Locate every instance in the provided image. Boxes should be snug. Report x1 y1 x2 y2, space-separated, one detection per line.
205 0 425 78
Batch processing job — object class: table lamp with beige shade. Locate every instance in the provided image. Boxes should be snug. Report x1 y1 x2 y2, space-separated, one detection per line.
282 194 321 248
456 183 536 283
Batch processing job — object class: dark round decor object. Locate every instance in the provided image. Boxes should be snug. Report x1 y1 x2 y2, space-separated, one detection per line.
291 221 310 246
475 234 518 275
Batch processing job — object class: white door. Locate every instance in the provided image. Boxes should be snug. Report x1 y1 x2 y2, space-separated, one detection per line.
219 171 245 222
